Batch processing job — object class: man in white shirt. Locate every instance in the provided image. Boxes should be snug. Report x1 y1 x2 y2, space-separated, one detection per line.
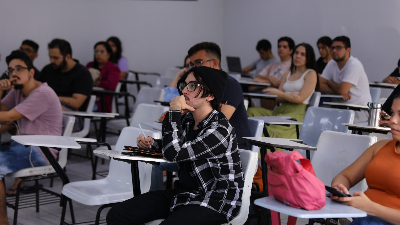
320 36 371 122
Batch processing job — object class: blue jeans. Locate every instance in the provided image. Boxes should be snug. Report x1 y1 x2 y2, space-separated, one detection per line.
0 141 48 179
150 162 178 191
350 215 393 225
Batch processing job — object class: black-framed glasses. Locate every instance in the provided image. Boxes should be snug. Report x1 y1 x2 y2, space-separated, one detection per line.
5 66 29 76
188 59 214 69
178 81 202 92
330 46 346 51
19 47 33 54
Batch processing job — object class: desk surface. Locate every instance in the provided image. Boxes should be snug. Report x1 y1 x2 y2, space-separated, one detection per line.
11 135 89 149
94 149 168 163
323 102 369 110
238 80 271 87
243 137 316 150
254 197 367 218
141 121 162 131
320 94 343 99
63 111 118 118
369 82 397 89
253 116 303 125
342 123 391 132
243 93 277 99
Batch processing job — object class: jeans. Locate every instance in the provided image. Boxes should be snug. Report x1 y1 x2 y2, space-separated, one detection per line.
150 162 178 191
350 215 393 225
0 141 48 179
106 189 226 225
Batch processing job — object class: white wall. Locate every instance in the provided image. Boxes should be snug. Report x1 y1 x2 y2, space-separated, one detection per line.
0 0 223 75
222 0 400 97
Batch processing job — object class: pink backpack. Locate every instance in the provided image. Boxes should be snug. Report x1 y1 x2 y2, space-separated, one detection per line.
265 151 326 210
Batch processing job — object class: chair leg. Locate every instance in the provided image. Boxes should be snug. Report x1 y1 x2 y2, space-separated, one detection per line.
13 179 25 225
68 199 75 224
60 195 68 225
95 203 116 225
92 156 98 180
35 180 39 212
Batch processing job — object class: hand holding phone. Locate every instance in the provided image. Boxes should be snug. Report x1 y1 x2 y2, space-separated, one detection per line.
325 185 351 197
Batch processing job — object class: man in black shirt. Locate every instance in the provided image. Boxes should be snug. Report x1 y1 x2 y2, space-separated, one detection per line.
37 39 92 112
19 40 41 79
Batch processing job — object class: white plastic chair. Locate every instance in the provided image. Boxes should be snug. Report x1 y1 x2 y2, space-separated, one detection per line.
296 107 355 159
111 82 122 114
107 103 169 131
61 127 161 224
308 91 321 108
71 95 96 138
132 87 163 112
247 118 264 152
163 67 181 78
369 87 381 102
312 130 376 194
378 97 387 104
155 77 174 88
243 99 249 110
146 150 258 225
6 116 75 225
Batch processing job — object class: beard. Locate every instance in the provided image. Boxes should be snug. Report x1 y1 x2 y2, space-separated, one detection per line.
14 84 24 90
52 58 68 72
333 54 346 62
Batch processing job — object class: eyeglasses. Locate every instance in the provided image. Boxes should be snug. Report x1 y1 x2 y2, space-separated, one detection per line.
5 66 29 76
330 46 346 51
188 59 214 69
94 50 107 54
20 47 33 54
178 81 202 92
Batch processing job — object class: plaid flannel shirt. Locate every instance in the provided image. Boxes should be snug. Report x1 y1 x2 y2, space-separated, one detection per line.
152 110 244 222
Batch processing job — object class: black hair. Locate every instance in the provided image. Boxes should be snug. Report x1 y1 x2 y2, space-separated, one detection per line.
278 36 295 50
317 36 332 48
92 41 113 69
6 50 34 70
183 55 190 68
178 70 220 110
187 42 221 68
256 39 272 52
290 43 320 91
397 59 400 67
332 36 351 48
107 36 122 63
48 39 72 57
21 40 39 52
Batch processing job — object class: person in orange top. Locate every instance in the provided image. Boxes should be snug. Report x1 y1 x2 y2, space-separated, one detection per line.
331 93 400 224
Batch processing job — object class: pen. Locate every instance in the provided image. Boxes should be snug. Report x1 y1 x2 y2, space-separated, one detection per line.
138 124 147 138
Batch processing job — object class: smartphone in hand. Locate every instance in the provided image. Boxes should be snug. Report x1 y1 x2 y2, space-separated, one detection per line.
325 186 351 197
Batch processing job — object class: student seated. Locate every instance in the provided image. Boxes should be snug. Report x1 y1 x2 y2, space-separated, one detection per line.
242 39 279 76
106 67 244 225
86 41 121 112
382 58 400 84
316 36 332 75
247 43 318 140
330 92 400 225
107 36 129 80
0 50 63 224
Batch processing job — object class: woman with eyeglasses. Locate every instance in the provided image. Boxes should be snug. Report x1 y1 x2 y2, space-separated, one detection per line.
107 36 129 80
86 41 121 112
247 43 319 140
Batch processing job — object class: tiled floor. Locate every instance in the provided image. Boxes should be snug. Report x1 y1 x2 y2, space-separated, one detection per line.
2 129 311 225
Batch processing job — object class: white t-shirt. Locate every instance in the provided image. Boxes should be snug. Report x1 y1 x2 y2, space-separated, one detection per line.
321 56 371 106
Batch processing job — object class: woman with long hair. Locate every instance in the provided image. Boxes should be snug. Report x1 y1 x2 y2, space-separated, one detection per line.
86 41 121 112
107 36 129 80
